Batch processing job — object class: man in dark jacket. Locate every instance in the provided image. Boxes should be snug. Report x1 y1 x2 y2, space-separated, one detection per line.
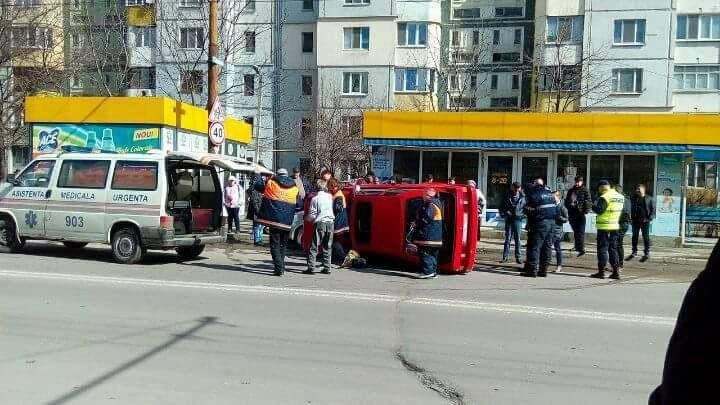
501 182 526 264
247 174 267 245
628 184 655 263
552 191 569 273
254 168 300 276
522 178 559 278
649 240 720 405
616 185 632 270
564 176 592 256
412 187 443 279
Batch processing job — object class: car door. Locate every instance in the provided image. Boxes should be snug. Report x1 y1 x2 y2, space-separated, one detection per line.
44 159 111 242
0 159 56 238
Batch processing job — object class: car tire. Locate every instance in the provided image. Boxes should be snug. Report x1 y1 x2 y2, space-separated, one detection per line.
0 219 24 253
63 242 88 249
176 245 205 261
111 227 145 264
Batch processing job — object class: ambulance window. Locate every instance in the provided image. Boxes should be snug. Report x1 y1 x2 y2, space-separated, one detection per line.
112 161 159 191
15 160 55 188
58 160 110 189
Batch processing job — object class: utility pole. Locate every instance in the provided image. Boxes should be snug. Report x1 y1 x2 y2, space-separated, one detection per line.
252 65 262 164
207 0 220 153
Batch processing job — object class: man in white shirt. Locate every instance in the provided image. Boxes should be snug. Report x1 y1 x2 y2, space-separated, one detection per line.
304 180 335 274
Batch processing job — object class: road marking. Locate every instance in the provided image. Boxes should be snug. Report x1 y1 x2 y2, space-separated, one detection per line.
0 269 676 326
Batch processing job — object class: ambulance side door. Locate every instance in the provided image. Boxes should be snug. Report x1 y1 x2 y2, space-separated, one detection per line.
2 159 56 238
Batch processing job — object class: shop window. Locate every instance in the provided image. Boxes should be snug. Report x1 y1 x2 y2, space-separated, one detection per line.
521 156 548 187
590 155 621 198
689 162 719 189
486 156 513 210
450 152 479 184
623 155 655 196
557 154 588 195
422 151 449 183
393 150 419 183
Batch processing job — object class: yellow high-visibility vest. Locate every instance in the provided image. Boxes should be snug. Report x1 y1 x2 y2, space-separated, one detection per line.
596 189 624 231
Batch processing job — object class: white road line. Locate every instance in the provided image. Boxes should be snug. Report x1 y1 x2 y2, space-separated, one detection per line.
0 269 676 326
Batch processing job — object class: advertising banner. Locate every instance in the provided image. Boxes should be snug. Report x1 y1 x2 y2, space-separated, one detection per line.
33 124 161 155
371 146 392 181
654 154 684 237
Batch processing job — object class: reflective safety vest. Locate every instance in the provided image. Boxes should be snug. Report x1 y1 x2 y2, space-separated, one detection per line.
413 198 444 247
257 177 299 230
596 189 624 231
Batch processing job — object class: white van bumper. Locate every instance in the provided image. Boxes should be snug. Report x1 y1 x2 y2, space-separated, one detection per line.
141 227 226 248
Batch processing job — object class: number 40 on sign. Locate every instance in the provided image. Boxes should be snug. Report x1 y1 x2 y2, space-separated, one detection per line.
209 122 225 146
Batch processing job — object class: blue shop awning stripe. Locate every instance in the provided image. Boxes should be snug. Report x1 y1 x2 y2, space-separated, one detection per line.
364 138 690 152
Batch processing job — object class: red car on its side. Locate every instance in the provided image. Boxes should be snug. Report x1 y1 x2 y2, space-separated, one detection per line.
303 184 478 274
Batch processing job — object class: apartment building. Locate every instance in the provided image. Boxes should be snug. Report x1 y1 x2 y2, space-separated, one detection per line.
442 0 535 111
534 0 720 113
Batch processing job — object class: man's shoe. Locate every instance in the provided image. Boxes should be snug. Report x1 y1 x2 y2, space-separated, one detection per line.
417 272 437 279
521 271 537 278
609 271 621 280
273 271 284 277
626 253 636 261
320 269 331 274
516 258 523 265
554 265 563 273
302 269 315 275
577 251 586 257
500 258 509 263
537 271 548 278
590 271 605 279
639 255 649 263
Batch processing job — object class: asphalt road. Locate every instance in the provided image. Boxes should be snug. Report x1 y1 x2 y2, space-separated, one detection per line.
0 241 706 405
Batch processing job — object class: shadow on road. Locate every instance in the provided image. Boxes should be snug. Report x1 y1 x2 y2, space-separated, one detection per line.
14 242 207 266
186 261 306 276
45 316 218 405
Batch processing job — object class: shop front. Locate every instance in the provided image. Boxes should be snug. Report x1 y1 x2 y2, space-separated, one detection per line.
364 112 720 240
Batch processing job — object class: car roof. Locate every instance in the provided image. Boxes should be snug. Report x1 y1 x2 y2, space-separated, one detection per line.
36 151 165 161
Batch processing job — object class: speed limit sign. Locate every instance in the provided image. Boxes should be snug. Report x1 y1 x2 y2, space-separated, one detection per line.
208 122 225 146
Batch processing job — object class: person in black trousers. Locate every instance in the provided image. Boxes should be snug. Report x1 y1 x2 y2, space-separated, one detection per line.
522 179 558 278
615 185 632 270
500 182 526 264
628 184 655 263
564 176 592 257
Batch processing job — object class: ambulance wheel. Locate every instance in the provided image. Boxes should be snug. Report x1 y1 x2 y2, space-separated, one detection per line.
111 227 145 264
0 219 24 253
63 242 88 249
176 245 205 261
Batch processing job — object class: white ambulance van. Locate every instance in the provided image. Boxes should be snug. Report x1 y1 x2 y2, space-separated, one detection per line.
0 150 249 264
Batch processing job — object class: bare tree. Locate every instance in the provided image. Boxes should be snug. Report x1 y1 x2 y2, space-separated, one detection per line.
0 0 65 178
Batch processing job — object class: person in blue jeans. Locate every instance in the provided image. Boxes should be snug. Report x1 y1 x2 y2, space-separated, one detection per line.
552 191 569 273
501 182 526 264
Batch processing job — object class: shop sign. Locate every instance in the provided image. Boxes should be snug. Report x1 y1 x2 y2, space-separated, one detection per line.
33 124 161 155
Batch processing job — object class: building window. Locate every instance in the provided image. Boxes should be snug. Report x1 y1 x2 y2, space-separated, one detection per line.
180 28 204 49
10 27 53 49
397 23 427 46
490 97 518 108
245 0 255 10
71 74 82 88
395 68 431 92
393 150 420 184
302 75 312 95
495 7 523 17
451 30 460 47
179 0 200 7
512 74 519 90
343 27 370 49
344 0 369 4
490 75 498 90
674 65 720 91
341 116 362 137
302 0 313 10
449 74 458 90
244 31 256 53
613 19 646 44
128 67 155 89
623 155 656 196
71 32 81 48
689 162 719 189
244 74 255 96
470 75 477 89
492 30 500 45
14 0 41 6
677 15 720 40
492 52 520 63
302 32 313 52
132 26 155 48
449 96 476 108
300 118 312 139
472 30 480 46
180 71 203 94
342 72 368 95
514 28 522 45
611 68 643 93
546 16 583 43
453 8 483 19
538 65 581 91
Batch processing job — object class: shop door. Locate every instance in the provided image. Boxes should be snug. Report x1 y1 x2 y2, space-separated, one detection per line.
484 154 515 210
519 155 550 188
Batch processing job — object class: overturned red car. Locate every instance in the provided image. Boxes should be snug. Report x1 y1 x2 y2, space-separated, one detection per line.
303 184 478 274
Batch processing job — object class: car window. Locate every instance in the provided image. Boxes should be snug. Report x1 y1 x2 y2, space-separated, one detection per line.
15 160 56 188
57 160 111 189
112 161 159 191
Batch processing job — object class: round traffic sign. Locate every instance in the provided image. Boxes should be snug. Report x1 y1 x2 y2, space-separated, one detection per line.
209 122 225 146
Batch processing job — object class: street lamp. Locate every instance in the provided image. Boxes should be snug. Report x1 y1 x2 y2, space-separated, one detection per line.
251 65 262 165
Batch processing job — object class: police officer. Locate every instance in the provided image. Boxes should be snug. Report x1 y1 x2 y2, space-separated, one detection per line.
591 180 625 280
254 168 300 276
412 188 443 279
522 178 558 278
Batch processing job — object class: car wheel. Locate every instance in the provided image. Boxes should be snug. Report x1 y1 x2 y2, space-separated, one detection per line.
111 227 145 264
0 219 24 253
63 242 88 249
176 245 205 261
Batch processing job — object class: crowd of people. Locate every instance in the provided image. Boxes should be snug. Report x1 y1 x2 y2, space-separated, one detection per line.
501 175 655 280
